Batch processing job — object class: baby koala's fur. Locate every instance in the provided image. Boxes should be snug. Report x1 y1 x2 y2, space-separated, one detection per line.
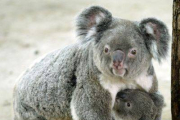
113 89 164 120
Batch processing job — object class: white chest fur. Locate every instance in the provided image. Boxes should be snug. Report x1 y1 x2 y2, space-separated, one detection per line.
135 73 153 92
99 75 137 108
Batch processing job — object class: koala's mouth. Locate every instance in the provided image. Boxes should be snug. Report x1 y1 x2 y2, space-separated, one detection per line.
112 68 127 77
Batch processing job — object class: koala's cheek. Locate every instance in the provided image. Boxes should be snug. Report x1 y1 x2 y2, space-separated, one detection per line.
93 53 112 75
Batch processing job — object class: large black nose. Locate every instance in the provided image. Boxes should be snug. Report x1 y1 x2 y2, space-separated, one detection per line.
112 50 125 69
116 91 127 99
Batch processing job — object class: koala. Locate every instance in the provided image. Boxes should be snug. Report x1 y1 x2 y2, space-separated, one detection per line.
13 6 169 120
113 89 164 120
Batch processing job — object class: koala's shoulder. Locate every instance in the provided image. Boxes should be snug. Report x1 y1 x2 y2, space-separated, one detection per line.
16 44 79 86
31 44 79 69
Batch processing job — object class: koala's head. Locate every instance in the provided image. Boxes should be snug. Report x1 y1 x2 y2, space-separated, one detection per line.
113 89 164 120
76 6 170 80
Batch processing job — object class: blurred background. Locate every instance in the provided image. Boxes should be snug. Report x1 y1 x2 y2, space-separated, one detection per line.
0 0 172 120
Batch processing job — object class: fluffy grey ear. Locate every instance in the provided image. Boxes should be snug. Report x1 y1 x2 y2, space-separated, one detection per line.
139 116 153 120
150 92 164 108
139 18 170 62
76 6 112 42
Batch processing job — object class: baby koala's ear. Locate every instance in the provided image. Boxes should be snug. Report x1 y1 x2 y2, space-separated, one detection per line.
76 6 112 42
139 18 170 62
139 116 153 120
150 92 164 108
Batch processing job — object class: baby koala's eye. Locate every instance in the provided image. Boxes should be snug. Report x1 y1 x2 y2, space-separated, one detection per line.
126 102 131 107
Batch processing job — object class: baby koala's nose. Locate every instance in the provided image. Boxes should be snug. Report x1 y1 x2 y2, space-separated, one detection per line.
116 91 127 100
112 50 124 69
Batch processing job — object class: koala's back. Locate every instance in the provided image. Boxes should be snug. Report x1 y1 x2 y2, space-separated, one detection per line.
13 44 79 120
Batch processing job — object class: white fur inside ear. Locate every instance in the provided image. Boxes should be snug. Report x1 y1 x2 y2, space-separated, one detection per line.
85 27 96 39
150 41 159 60
85 12 106 39
70 101 79 120
145 24 154 34
95 12 106 24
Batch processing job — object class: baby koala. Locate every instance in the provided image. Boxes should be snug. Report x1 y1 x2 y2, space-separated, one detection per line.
113 89 164 120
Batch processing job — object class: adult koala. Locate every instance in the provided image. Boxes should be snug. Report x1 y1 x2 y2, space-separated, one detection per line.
113 89 164 120
13 6 169 120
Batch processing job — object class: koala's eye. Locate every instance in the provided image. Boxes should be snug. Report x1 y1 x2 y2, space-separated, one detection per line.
128 48 137 58
131 49 136 55
126 102 131 107
104 45 110 53
105 48 109 53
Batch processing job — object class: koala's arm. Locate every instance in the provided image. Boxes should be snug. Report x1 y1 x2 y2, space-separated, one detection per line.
150 92 164 120
71 78 112 120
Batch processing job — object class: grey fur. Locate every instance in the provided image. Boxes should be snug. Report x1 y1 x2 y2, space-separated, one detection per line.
113 89 164 120
13 6 169 120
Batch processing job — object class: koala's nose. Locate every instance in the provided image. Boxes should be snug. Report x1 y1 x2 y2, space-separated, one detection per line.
112 50 125 69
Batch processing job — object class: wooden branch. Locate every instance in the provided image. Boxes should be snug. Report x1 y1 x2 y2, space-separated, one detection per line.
172 0 180 120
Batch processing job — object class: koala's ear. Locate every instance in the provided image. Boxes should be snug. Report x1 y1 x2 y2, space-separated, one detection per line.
150 92 164 108
139 18 170 62
76 6 112 42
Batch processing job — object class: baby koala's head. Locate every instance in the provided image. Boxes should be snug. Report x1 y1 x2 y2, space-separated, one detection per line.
113 89 164 120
